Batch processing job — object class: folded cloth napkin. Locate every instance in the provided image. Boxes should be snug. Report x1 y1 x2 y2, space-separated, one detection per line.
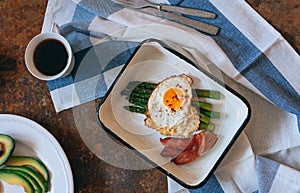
42 0 300 192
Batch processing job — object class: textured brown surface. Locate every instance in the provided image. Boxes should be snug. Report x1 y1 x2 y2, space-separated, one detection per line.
0 0 299 192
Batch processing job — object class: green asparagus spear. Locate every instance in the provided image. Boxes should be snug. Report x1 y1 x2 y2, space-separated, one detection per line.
121 81 155 97
122 89 152 98
128 97 147 108
121 90 150 99
138 82 156 89
200 122 215 131
201 109 221 119
126 81 156 90
194 89 220 100
131 87 153 95
192 101 213 112
123 106 146 114
199 112 211 124
129 96 148 104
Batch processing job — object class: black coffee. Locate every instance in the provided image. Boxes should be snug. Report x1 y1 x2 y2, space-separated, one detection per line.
33 39 68 76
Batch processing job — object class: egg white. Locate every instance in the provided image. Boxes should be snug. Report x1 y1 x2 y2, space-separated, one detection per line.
145 74 200 137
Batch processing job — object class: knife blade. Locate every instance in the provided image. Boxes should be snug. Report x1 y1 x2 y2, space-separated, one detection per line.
159 4 216 18
138 8 219 35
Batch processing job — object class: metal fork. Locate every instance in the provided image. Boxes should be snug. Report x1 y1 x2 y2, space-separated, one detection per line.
113 0 216 18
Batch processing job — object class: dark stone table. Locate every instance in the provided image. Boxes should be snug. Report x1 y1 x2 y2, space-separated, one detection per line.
0 0 298 192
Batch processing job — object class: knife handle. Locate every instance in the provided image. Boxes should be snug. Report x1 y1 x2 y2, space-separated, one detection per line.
159 4 216 18
160 11 219 35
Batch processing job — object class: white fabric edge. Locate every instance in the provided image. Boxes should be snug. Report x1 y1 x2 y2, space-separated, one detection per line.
167 177 190 193
269 164 300 193
50 84 81 112
214 132 258 193
42 0 78 33
210 0 281 50
42 0 57 32
264 38 300 94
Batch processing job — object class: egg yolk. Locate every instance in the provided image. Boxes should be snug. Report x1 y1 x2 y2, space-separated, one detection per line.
163 88 183 110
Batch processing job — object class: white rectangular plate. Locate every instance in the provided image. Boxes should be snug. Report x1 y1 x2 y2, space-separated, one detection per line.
97 39 250 188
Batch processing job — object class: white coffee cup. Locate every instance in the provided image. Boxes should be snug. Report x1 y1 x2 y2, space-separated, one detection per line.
25 27 74 81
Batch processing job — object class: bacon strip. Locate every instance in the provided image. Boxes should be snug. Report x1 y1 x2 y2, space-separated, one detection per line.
173 133 202 165
200 131 218 155
160 147 182 158
160 137 192 150
160 131 218 165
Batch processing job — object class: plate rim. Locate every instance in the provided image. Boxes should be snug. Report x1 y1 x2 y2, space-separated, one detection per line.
96 38 251 189
0 113 74 193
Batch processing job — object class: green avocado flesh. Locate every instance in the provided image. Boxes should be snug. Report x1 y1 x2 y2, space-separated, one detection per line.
0 134 15 166
5 156 50 183
0 169 35 193
3 166 47 192
0 135 50 192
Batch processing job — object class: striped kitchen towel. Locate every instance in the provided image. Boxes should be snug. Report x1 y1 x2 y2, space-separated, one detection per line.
42 0 300 192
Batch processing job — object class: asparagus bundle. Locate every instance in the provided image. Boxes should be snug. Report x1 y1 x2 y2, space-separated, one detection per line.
122 81 221 131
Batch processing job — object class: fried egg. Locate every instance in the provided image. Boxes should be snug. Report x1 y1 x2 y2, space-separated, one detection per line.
144 74 200 137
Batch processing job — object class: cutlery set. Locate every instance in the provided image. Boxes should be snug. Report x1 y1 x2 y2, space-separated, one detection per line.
113 0 219 35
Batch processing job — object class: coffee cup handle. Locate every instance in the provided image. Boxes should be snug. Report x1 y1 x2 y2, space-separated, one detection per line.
51 22 61 34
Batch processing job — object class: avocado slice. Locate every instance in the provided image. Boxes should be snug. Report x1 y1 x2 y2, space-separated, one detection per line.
5 156 50 183
1 168 42 193
0 134 15 166
3 166 47 192
0 169 35 193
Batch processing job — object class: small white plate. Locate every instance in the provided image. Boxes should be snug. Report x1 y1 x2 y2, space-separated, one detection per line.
0 114 74 193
